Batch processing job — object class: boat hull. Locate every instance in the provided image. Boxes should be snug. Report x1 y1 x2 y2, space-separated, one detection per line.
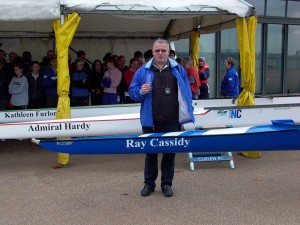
1 96 299 123
0 113 142 139
1 104 300 139
33 121 300 154
189 103 300 129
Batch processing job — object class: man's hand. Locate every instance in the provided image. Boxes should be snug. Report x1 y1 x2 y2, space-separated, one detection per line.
141 83 151 95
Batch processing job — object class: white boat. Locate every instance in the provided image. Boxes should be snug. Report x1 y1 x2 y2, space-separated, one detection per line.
186 103 300 129
0 96 299 123
0 103 299 140
0 103 141 123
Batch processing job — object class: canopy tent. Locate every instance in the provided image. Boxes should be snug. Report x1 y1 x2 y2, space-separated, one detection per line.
0 1 257 163
0 0 255 39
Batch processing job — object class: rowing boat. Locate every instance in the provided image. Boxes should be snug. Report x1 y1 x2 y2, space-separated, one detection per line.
1 103 299 140
32 120 300 154
1 96 299 123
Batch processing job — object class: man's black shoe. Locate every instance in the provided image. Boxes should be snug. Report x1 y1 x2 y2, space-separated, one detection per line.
141 185 154 196
161 185 173 197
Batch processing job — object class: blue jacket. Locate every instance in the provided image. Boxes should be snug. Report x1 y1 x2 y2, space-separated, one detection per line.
220 66 239 97
71 70 89 97
42 67 57 95
129 58 195 127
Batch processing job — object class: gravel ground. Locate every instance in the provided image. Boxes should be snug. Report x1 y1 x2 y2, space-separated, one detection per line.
0 139 299 225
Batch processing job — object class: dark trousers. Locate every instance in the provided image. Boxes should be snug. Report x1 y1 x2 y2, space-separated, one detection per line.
71 96 89 107
0 98 8 110
103 92 118 105
199 84 209 99
28 98 45 109
11 105 27 110
125 96 135 104
91 92 103 105
45 95 58 108
142 122 181 189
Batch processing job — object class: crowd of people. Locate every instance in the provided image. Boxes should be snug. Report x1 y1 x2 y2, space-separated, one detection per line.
0 40 240 196
0 46 239 111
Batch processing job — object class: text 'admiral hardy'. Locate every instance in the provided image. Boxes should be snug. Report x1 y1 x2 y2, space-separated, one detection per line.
28 123 90 132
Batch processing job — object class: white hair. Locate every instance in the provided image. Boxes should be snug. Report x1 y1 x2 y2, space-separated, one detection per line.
153 38 170 50
199 57 206 63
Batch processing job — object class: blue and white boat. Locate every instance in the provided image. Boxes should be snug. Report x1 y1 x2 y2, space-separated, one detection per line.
32 120 300 154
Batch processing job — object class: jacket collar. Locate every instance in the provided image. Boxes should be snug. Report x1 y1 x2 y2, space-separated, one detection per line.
145 57 179 69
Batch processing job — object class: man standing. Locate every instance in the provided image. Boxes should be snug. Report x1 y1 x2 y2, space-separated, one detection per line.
129 39 194 197
220 57 239 98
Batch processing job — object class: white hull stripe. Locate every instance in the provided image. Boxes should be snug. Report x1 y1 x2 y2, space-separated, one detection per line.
202 126 252 135
162 131 186 137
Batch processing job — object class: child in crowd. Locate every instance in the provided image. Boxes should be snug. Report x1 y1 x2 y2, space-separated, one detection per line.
26 61 44 109
9 63 29 109
42 56 58 108
90 60 104 105
102 56 122 105
70 58 89 106
123 58 139 103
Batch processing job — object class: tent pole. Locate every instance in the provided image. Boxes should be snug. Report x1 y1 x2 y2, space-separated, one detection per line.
60 15 64 25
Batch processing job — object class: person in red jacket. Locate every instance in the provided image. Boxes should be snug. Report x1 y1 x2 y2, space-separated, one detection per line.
198 57 210 99
123 58 139 103
182 57 201 99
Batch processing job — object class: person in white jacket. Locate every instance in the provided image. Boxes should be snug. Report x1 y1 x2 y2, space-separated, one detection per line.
9 63 28 109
